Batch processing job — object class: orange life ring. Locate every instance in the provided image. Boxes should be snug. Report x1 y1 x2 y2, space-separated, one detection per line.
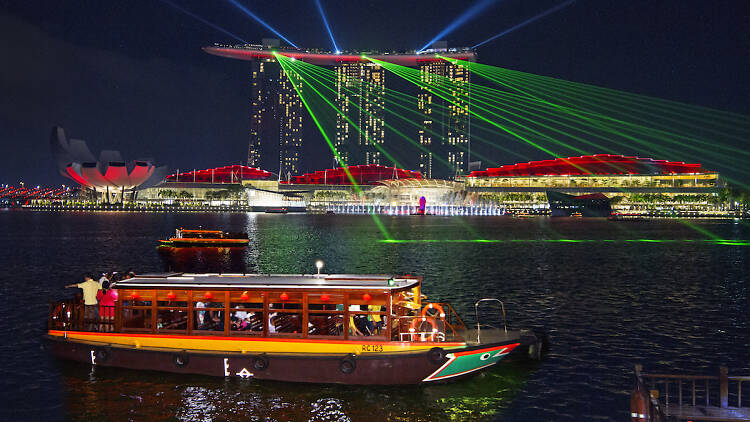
409 317 438 341
421 303 446 319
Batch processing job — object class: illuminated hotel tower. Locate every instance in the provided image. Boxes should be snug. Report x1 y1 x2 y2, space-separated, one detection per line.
334 63 386 166
417 59 470 178
249 44 304 179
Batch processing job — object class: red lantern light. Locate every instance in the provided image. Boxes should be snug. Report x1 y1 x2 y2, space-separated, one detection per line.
362 293 372 302
131 292 140 300
166 291 176 300
280 292 289 301
240 291 249 301
320 294 330 302
204 291 213 300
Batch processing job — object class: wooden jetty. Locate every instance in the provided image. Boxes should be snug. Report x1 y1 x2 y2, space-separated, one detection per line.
631 364 750 421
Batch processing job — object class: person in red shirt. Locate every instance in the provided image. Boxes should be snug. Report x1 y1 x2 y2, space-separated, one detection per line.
96 280 118 331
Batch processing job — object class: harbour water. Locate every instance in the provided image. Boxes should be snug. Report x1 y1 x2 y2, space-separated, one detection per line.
1 210 748 420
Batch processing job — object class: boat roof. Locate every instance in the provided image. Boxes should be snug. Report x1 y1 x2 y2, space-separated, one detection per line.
113 273 419 290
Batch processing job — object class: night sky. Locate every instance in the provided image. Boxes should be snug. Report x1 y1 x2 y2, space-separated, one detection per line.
1 0 748 185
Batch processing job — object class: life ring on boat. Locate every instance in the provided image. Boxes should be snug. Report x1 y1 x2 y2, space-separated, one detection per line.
427 347 445 364
409 317 438 342
629 388 649 421
95 346 111 363
339 354 356 374
253 354 269 371
173 351 190 368
421 303 446 319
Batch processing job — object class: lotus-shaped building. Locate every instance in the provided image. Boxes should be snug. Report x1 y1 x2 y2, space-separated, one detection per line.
50 126 168 198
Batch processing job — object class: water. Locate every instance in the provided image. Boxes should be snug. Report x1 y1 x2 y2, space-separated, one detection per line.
1 210 748 420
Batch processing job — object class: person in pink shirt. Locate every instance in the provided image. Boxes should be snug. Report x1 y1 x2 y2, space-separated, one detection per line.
96 280 118 331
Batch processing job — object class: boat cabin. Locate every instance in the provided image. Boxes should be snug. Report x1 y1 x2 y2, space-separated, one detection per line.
50 273 467 343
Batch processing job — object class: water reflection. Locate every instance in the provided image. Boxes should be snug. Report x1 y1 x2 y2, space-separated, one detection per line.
58 359 534 421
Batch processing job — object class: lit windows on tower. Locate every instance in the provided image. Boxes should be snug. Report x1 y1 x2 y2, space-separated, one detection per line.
334 62 386 167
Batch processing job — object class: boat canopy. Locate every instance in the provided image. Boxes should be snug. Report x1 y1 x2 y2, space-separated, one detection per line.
113 273 419 291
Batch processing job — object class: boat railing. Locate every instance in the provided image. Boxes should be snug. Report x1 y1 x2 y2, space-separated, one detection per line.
474 298 508 343
393 315 463 343
634 364 750 420
49 299 116 332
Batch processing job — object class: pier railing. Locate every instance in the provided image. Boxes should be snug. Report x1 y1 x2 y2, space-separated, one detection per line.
632 364 750 421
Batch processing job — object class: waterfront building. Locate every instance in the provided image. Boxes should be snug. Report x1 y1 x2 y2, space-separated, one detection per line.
204 44 477 177
49 126 167 202
249 40 304 179
460 154 722 212
334 63 386 166
418 49 471 179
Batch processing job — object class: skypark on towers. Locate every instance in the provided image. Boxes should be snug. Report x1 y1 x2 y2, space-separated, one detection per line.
202 44 477 66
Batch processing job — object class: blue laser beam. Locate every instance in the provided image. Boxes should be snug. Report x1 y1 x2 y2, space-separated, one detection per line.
158 0 248 43
472 0 575 49
418 0 499 53
224 0 298 48
315 0 340 54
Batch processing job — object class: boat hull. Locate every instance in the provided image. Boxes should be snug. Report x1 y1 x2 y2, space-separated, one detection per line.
44 334 520 385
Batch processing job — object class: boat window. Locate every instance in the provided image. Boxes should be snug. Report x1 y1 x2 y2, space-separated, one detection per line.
307 293 345 337
268 310 302 335
121 290 153 331
123 308 152 330
346 293 388 338
157 308 188 332
194 294 225 332
308 313 344 336
230 303 263 333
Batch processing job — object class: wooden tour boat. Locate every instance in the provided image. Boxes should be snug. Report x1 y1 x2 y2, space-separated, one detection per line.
158 228 249 247
46 273 543 384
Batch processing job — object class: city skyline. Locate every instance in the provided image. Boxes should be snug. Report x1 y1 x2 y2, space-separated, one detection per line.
1 1 748 184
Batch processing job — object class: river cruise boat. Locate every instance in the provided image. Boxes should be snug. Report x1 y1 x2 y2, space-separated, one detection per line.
158 228 249 247
46 273 541 384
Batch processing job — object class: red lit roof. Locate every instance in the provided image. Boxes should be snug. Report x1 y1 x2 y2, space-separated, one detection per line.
282 164 422 185
166 165 272 184
467 155 708 177
203 47 476 66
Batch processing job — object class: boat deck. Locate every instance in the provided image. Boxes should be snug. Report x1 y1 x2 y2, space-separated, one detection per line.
461 328 523 346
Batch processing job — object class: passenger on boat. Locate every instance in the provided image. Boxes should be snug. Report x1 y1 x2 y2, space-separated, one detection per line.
64 274 99 329
349 305 372 336
231 305 249 331
96 280 118 332
195 301 206 328
98 272 111 288
368 305 384 334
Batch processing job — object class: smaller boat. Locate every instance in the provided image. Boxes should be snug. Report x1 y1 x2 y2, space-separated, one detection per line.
265 207 288 214
159 228 249 247
571 212 583 218
514 212 536 218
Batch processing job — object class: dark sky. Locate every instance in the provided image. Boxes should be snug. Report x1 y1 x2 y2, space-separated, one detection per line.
1 0 748 185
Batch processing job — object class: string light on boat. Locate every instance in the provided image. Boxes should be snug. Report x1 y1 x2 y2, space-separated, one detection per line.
280 292 289 301
315 259 324 276
320 294 330 302
240 291 249 301
362 293 372 302
166 291 176 300
203 291 213 300
130 292 140 300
